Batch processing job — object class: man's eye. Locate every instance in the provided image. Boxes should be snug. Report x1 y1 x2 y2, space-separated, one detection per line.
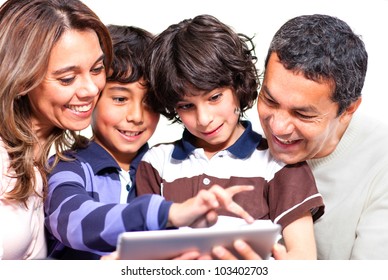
261 95 276 106
296 112 316 119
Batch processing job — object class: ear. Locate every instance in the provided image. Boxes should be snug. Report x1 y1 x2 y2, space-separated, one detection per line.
340 97 362 123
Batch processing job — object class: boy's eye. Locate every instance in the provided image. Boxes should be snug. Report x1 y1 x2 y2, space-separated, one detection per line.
113 97 126 103
209 93 222 101
176 103 193 110
142 98 153 109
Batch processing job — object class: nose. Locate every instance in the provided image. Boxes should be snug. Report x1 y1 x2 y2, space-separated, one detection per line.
196 105 212 127
268 110 294 135
126 102 144 124
77 75 101 98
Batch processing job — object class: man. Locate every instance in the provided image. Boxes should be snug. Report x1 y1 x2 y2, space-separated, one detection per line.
213 14 388 260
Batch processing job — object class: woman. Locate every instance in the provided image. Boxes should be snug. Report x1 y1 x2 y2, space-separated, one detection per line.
0 0 112 259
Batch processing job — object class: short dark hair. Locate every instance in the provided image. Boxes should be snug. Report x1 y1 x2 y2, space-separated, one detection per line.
266 14 368 115
107 25 153 84
146 14 259 122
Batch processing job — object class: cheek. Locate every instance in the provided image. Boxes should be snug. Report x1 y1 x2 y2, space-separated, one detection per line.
177 113 192 127
298 123 328 145
94 74 107 92
94 107 118 127
146 113 160 132
31 92 67 115
257 100 267 117
257 107 272 127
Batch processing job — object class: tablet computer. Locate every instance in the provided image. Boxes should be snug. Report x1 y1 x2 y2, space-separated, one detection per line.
117 216 281 260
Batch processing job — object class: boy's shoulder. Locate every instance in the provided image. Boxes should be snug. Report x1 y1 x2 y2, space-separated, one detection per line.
142 140 180 160
49 141 121 175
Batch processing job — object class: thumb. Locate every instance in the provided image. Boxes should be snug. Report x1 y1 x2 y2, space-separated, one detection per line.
272 243 288 260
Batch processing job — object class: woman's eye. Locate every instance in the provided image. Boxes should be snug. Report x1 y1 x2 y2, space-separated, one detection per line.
59 77 75 85
91 65 105 74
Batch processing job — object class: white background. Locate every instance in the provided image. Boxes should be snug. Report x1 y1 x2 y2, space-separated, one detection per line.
1 1 387 269
3 0 387 145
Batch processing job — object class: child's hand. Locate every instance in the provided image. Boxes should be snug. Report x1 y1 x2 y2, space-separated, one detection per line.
100 251 118 260
168 184 254 228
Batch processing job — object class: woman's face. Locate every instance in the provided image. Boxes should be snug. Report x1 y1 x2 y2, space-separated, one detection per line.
28 29 106 135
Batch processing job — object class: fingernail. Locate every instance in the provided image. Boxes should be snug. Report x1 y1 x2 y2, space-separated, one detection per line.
213 246 225 257
235 239 247 250
273 243 281 251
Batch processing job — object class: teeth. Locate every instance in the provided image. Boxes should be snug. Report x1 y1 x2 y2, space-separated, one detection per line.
66 103 92 112
276 137 296 144
120 131 141 137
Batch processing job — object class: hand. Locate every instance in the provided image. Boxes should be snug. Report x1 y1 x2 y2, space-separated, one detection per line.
100 251 118 260
100 250 212 261
172 250 212 260
168 184 254 228
212 240 287 260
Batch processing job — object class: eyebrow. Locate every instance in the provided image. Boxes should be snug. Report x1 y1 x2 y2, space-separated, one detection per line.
262 84 320 114
52 54 105 76
106 85 131 93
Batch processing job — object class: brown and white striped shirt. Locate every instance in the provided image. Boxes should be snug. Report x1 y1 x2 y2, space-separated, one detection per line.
136 121 324 230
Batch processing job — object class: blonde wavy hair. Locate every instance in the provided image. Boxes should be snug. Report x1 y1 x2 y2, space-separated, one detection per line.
0 0 113 205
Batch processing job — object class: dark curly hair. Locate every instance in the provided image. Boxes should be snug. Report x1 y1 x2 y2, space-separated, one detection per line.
107 24 153 84
145 14 259 123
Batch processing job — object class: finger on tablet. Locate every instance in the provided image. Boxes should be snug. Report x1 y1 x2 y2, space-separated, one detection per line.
173 250 201 260
212 245 238 260
233 239 262 260
225 200 254 224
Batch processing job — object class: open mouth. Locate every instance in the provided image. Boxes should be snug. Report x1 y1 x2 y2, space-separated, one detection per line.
118 130 142 137
274 136 300 145
65 103 93 113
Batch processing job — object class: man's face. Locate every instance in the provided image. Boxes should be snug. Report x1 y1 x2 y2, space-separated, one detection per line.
257 53 348 164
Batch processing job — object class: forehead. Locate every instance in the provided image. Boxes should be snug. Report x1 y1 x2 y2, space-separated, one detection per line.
182 86 233 99
263 53 335 109
103 80 148 94
48 29 102 72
